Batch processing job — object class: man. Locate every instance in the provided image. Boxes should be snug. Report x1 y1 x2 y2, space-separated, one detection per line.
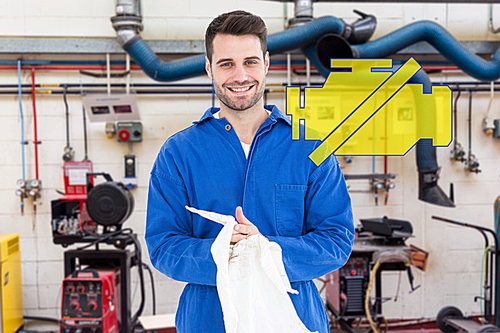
146 10 354 333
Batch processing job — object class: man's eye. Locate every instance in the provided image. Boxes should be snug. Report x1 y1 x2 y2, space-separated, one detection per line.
221 63 231 68
246 61 257 65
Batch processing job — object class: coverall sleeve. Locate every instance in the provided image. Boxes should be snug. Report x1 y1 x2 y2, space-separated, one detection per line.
267 155 355 282
145 148 218 286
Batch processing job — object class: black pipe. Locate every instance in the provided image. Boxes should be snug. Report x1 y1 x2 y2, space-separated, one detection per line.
63 85 70 150
80 84 89 161
469 90 472 158
0 88 288 95
4 80 500 91
454 86 461 153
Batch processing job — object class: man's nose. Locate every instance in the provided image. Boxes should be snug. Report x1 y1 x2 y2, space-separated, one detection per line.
232 64 249 83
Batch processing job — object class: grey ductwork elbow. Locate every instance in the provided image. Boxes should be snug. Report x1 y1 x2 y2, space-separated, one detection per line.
343 10 377 45
111 0 143 49
313 10 377 69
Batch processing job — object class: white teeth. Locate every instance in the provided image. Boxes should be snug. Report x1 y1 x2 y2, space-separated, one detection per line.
230 86 251 92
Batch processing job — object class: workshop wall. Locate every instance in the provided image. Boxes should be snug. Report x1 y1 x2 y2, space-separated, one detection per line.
0 0 499 323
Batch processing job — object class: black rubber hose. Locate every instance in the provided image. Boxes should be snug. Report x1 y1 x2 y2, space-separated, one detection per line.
130 233 145 326
142 263 156 315
23 316 60 323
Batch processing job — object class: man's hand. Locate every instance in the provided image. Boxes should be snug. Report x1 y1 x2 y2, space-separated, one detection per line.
231 206 269 243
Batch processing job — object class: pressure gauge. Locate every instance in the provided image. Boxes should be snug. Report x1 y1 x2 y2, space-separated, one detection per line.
16 179 26 188
30 179 40 188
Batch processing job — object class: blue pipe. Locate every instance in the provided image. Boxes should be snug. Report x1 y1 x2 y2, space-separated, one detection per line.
353 20 500 81
123 16 345 82
17 60 26 181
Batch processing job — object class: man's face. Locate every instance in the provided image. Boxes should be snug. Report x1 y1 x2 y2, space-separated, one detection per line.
206 34 269 112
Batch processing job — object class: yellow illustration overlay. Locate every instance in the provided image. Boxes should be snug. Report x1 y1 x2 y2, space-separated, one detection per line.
286 58 452 166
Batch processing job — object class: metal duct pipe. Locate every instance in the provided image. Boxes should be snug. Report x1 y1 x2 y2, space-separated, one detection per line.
115 0 141 16
111 0 143 49
116 15 346 81
112 12 376 81
288 0 314 28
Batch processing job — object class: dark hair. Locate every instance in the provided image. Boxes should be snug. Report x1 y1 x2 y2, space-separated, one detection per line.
205 10 267 63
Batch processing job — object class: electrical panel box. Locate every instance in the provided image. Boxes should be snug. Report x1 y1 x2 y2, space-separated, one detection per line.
117 122 142 142
494 119 500 139
82 94 140 123
0 234 23 333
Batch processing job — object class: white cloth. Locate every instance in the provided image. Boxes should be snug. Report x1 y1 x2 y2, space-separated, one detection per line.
210 217 316 333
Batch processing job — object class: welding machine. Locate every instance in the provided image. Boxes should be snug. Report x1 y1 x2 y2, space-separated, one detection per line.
61 269 119 333
326 253 371 318
326 216 423 332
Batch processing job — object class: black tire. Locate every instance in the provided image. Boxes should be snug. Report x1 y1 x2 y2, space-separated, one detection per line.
478 324 500 333
436 306 464 333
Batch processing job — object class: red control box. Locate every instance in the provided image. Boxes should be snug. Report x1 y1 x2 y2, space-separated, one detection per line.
61 270 119 333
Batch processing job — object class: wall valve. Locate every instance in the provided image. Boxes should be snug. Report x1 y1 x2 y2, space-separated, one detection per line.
15 179 42 215
384 181 395 205
63 146 74 162
371 181 384 206
451 142 466 162
15 179 26 215
467 154 481 173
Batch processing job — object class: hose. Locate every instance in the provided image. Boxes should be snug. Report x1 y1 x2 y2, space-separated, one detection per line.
23 316 60 323
365 260 381 333
130 233 145 325
122 16 345 82
353 20 500 81
142 263 156 315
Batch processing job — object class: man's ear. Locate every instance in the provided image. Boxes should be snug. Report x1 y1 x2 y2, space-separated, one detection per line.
264 51 270 75
205 56 212 79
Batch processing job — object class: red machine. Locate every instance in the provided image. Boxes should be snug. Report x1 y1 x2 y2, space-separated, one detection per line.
52 161 96 245
61 269 119 333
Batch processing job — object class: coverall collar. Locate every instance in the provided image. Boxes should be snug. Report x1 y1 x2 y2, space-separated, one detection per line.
194 105 291 126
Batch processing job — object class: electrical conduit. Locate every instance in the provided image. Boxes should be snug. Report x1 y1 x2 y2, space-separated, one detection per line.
17 60 26 182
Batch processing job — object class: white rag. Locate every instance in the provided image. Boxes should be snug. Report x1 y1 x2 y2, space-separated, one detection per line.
210 216 316 333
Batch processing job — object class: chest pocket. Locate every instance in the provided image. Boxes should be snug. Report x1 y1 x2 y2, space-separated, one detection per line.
275 184 308 236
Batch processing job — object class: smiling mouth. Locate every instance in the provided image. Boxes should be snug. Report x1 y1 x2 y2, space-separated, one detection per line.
227 85 254 93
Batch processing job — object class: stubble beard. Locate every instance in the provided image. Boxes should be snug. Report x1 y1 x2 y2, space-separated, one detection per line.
214 79 266 112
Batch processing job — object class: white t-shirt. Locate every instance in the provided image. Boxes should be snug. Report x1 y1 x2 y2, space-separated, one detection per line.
213 110 270 159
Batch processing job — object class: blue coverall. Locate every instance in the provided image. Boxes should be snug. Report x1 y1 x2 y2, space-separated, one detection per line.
146 105 355 333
